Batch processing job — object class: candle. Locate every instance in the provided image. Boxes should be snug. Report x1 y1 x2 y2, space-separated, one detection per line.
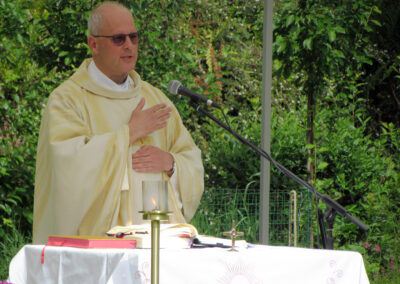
151 197 158 210
142 180 168 212
140 180 170 284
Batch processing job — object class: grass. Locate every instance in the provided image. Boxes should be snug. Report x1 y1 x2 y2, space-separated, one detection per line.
0 226 31 281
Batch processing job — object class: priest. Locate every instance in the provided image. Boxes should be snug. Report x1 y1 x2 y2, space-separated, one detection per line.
33 1 204 244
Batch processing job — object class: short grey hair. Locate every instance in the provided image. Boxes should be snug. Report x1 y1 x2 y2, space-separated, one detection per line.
88 1 130 35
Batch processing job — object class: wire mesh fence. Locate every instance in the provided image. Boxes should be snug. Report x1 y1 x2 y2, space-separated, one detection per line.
191 187 312 247
269 188 312 247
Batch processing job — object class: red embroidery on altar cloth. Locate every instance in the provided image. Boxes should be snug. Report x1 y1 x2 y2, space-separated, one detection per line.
326 259 344 284
217 260 262 284
135 261 150 284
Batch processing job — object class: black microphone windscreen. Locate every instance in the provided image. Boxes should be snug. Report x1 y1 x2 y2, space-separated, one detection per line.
168 80 182 95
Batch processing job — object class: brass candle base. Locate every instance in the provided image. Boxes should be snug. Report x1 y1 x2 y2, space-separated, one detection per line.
140 210 170 284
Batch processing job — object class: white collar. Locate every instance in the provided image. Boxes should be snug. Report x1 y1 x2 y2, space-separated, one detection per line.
88 60 135 91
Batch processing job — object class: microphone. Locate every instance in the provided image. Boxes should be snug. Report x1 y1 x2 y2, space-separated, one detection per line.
168 80 221 109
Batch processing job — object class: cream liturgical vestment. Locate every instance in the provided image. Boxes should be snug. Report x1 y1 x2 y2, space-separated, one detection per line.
33 59 204 244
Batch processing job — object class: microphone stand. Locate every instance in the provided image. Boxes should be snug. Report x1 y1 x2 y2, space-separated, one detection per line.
189 100 369 249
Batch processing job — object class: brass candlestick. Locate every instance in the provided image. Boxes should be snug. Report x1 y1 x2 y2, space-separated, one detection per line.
140 210 170 284
141 180 169 284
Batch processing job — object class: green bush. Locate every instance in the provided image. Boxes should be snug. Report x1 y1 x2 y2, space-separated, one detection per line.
0 0 65 239
0 1 399 282
313 110 400 280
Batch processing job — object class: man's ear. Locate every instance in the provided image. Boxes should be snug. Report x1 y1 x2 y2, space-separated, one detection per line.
88 36 98 55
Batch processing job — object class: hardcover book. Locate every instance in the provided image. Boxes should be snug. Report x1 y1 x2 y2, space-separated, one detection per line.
47 235 137 249
106 223 198 248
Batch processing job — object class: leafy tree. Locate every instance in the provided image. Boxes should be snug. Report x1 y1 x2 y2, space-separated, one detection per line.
273 0 380 184
0 0 62 239
361 0 400 131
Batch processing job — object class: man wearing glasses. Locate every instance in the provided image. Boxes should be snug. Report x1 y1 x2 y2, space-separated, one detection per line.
33 1 204 244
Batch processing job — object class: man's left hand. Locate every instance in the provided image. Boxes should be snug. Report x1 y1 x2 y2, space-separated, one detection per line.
131 145 174 174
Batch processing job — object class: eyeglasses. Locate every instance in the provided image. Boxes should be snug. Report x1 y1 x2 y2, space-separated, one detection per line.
92 32 140 46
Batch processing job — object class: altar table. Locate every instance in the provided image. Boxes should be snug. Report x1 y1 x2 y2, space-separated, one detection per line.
8 244 369 284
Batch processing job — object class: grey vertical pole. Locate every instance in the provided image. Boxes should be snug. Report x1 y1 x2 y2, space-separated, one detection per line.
259 0 273 244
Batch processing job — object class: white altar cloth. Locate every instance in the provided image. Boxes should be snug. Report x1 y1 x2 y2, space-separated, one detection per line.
8 244 369 284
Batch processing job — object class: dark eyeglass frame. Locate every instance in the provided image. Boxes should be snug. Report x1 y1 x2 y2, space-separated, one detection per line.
92 32 140 46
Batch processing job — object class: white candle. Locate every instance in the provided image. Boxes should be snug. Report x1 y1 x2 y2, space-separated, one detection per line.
142 180 168 211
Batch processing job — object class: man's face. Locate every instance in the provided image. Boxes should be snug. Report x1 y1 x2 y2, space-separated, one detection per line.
88 7 138 84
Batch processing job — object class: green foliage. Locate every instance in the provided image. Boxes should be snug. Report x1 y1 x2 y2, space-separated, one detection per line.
27 0 93 70
313 110 400 280
273 0 385 185
129 0 264 134
274 0 378 79
361 0 400 130
0 1 399 283
197 110 261 190
0 0 67 239
0 221 31 280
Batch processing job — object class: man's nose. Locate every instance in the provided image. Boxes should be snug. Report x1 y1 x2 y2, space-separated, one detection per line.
122 35 136 49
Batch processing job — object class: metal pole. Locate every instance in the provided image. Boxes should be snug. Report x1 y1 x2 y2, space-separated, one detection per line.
259 0 274 244
289 190 297 247
151 219 160 284
141 210 169 284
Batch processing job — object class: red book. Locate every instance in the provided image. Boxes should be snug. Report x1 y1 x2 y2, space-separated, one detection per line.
47 235 136 249
41 235 136 264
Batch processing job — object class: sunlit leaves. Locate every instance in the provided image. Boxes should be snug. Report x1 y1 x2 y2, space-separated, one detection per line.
275 35 287 54
328 30 336 42
302 37 312 50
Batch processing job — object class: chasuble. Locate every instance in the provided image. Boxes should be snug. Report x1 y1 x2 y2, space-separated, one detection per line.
33 59 204 244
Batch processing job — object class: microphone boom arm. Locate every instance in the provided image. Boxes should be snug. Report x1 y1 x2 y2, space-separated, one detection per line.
189 100 369 248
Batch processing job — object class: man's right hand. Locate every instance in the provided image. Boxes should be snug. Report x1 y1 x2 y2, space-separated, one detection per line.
129 98 172 144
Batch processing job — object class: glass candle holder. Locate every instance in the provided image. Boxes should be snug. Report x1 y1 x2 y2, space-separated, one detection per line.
142 180 168 212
